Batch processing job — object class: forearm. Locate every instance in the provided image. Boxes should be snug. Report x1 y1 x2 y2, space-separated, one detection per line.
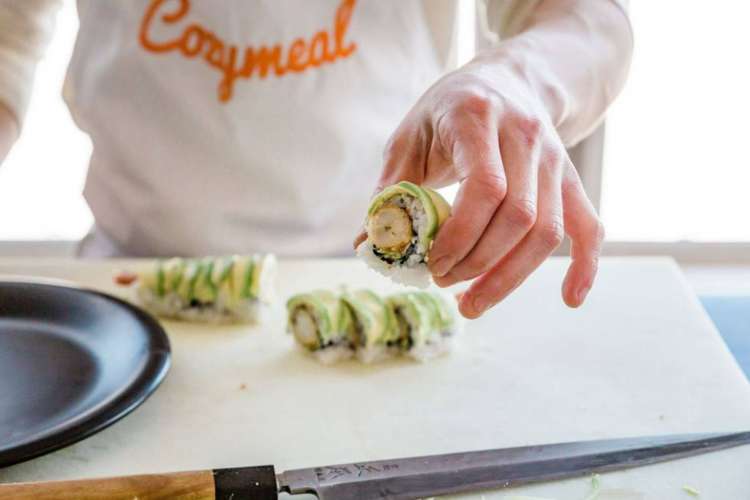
472 0 633 146
0 101 17 165
0 0 60 131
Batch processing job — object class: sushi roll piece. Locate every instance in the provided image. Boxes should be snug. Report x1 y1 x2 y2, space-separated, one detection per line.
287 290 355 364
341 289 401 363
387 290 460 361
357 181 451 288
116 254 276 324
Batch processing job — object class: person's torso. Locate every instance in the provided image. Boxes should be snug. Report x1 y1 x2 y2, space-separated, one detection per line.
65 0 446 257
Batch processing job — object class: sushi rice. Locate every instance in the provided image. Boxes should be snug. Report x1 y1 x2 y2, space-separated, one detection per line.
286 290 356 364
286 288 460 363
130 254 276 324
357 181 451 288
387 290 460 361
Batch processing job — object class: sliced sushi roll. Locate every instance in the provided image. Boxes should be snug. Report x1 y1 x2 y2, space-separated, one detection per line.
287 290 355 364
341 289 400 363
357 181 451 288
387 290 459 361
116 254 276 324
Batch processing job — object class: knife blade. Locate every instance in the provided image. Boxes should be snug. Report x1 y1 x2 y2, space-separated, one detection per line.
277 431 750 499
1 431 748 500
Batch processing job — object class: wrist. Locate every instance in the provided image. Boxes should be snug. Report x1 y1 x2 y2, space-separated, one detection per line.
466 36 572 131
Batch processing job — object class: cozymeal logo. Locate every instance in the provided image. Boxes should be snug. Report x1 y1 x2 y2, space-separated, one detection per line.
139 0 357 102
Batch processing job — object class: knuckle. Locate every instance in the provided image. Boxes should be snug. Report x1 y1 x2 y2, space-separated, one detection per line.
594 218 606 244
476 173 508 206
514 115 544 148
540 145 563 170
459 91 495 116
536 218 565 250
465 253 496 278
447 83 501 120
507 114 545 149
505 198 537 230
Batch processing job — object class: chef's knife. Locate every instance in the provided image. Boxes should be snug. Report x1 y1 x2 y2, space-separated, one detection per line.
1 431 748 499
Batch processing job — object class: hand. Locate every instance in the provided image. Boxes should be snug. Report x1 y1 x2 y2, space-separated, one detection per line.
371 60 604 319
0 102 19 167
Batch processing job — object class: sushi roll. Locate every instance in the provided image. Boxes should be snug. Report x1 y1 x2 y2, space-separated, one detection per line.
388 291 459 361
287 290 355 364
357 181 451 288
341 289 401 363
116 254 276 324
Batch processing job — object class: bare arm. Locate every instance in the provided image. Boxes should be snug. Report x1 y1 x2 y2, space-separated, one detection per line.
0 0 60 167
366 0 632 318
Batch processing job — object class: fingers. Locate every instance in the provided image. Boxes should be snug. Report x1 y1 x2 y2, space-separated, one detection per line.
356 124 429 250
434 120 542 286
560 163 605 307
428 118 506 278
458 148 564 318
377 124 429 189
353 231 367 250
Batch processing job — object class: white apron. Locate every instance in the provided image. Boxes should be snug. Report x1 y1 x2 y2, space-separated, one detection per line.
66 0 443 257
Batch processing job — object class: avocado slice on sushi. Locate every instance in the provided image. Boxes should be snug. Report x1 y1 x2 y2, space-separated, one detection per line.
229 255 256 299
287 291 334 348
163 258 186 293
366 181 450 256
191 259 218 304
155 262 167 297
342 289 399 348
287 290 353 350
388 292 434 349
208 257 233 294
137 261 161 295
360 182 452 288
176 260 204 303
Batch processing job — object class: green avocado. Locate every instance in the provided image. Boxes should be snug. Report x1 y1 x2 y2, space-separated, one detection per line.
211 257 233 289
388 292 433 349
287 292 331 343
163 258 186 293
155 260 166 297
177 260 204 302
366 181 450 253
193 259 218 303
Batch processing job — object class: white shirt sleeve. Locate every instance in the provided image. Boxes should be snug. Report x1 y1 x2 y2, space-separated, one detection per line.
478 0 630 44
478 0 542 44
478 0 632 146
0 0 61 128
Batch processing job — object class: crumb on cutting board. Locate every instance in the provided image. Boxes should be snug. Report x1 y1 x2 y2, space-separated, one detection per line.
682 485 700 496
239 383 247 390
583 474 601 500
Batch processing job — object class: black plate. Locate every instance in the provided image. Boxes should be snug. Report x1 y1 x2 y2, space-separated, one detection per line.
0 281 170 467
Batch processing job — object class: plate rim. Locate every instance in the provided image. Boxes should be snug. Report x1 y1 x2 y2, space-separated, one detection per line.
0 281 171 468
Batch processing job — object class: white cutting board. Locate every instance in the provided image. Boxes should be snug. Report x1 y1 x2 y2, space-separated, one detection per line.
0 257 748 499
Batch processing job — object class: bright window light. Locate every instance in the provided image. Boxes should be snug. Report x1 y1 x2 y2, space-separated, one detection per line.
602 1 750 241
0 2 92 240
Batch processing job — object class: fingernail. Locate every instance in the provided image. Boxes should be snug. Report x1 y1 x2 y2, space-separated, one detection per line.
430 256 453 277
576 286 591 305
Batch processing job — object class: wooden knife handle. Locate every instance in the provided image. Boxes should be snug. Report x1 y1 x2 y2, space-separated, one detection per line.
0 466 278 500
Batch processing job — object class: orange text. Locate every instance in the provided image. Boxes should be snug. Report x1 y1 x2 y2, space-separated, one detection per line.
139 0 357 102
